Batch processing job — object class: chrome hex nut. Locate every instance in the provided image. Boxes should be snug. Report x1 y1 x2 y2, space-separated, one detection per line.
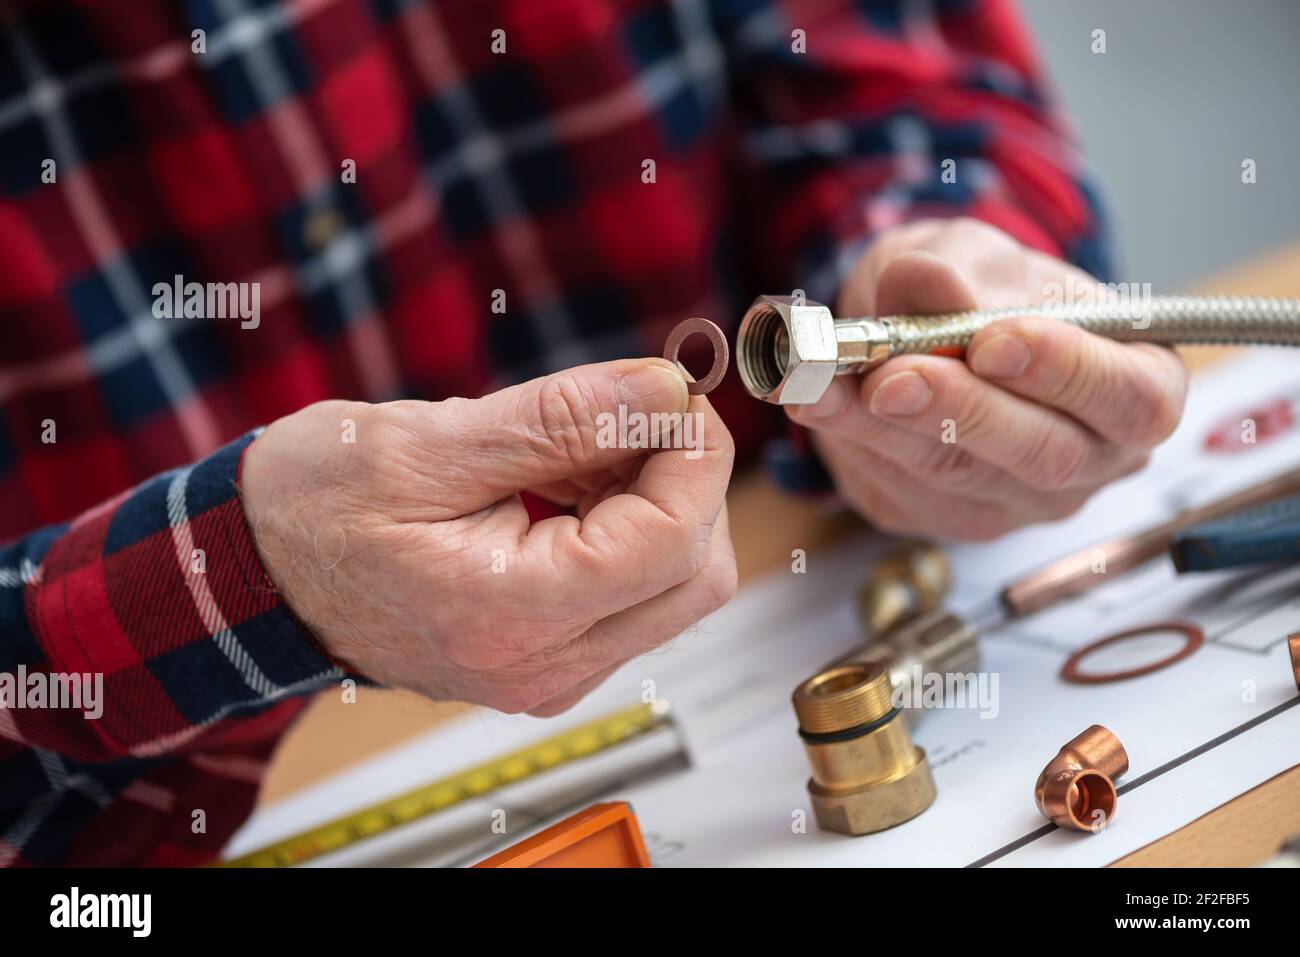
737 295 838 404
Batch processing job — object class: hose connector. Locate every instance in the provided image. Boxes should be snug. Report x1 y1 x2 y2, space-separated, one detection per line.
737 295 890 404
737 293 1300 405
1034 725 1129 832
792 661 936 835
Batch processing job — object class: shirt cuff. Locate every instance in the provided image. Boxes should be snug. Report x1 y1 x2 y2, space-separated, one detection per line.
21 430 349 761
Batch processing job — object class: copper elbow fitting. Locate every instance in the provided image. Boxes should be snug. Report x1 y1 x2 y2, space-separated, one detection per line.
1034 725 1129 832
792 661 936 836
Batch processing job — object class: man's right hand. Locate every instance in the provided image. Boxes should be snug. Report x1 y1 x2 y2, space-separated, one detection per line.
239 359 736 717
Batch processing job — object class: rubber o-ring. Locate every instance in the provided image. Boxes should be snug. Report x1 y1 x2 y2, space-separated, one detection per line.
1061 620 1205 684
663 318 729 396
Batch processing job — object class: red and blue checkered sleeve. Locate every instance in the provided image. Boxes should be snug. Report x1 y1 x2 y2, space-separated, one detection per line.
718 0 1112 489
0 431 344 765
726 0 1112 295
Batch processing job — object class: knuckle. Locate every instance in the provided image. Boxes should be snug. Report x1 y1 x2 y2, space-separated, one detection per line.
430 396 474 433
941 218 1017 261
365 406 431 474
1017 427 1090 491
1122 356 1187 446
530 373 601 464
715 420 737 465
871 221 928 261
1149 393 1186 444
915 441 981 486
698 555 739 612
950 382 996 442
1049 337 1186 448
1046 331 1099 411
666 519 714 579
1114 447 1151 480
569 524 622 579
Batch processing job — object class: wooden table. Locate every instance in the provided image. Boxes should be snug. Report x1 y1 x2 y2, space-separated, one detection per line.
259 243 1300 867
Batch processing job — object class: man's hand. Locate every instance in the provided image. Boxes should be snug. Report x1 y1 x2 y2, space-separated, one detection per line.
240 359 735 716
788 219 1188 541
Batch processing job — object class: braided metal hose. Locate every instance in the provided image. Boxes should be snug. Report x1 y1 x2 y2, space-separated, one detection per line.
736 294 1300 404
881 295 1300 354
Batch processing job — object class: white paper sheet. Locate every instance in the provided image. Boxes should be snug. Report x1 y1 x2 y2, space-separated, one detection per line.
225 351 1300 867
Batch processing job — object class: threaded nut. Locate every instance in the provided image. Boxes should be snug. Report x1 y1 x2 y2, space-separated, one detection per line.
792 662 894 735
736 296 838 404
793 661 936 836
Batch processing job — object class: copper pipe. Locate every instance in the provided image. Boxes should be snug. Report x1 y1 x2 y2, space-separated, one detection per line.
1034 725 1129 832
1002 467 1300 619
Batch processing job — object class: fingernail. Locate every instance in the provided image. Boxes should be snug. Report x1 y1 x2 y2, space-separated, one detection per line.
870 371 932 417
618 363 689 414
970 333 1031 379
790 377 850 421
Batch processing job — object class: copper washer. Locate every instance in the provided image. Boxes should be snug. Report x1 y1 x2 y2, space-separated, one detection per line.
1061 620 1205 685
663 318 728 395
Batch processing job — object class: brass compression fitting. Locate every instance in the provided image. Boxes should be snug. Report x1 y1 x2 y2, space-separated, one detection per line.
813 541 978 729
737 294 1300 405
792 661 936 836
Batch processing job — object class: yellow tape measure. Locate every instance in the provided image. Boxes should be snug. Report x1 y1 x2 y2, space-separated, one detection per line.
220 699 671 868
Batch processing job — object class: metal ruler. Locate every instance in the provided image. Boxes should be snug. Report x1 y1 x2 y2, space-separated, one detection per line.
219 700 672 868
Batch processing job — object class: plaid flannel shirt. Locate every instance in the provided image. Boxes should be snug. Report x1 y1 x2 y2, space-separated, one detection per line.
0 0 1108 866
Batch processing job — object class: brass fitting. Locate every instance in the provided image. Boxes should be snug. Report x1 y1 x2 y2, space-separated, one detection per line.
792 661 936 836
855 541 952 640
1034 725 1129 832
841 610 979 726
820 542 977 729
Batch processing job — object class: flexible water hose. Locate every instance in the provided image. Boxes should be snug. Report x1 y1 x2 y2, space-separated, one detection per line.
880 295 1300 354
737 294 1300 404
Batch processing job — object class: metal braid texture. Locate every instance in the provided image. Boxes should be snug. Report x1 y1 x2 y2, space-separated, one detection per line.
880 296 1300 355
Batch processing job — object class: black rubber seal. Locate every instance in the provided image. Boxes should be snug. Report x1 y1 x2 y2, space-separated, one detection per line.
798 707 901 744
